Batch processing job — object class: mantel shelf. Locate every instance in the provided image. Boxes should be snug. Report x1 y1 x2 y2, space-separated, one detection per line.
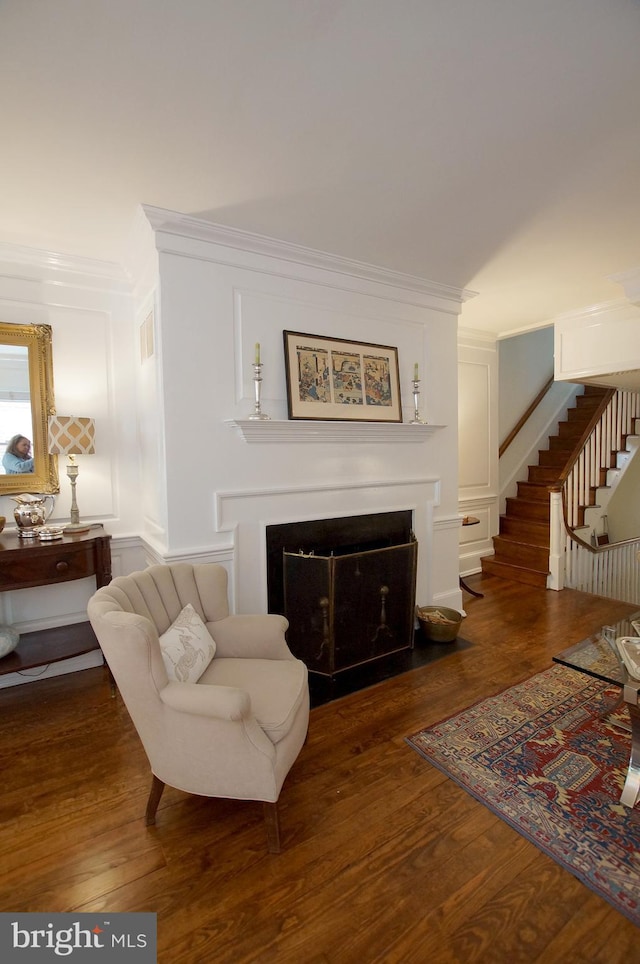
227 419 444 443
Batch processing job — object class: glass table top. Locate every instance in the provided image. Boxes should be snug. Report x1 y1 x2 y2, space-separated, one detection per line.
553 612 640 688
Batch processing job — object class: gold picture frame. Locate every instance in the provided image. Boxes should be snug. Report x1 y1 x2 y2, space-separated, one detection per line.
0 322 59 495
283 331 402 422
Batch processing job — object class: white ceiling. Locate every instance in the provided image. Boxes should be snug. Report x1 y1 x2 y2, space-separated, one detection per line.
1 0 639 337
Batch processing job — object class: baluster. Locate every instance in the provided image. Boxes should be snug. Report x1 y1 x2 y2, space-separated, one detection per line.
567 472 574 529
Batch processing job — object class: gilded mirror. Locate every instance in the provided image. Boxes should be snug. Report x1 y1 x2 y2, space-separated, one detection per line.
0 322 59 495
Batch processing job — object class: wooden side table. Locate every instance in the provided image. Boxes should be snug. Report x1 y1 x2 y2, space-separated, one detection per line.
460 516 484 598
0 526 112 677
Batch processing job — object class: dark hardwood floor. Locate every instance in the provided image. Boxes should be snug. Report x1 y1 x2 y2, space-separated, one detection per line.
1 573 638 963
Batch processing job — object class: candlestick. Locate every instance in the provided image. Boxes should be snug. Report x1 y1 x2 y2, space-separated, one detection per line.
410 377 426 424
247 362 271 420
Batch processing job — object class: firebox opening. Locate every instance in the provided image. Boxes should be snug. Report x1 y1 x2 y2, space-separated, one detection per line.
266 510 413 616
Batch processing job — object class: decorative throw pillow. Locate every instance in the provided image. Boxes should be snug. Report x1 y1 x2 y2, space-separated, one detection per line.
159 603 216 683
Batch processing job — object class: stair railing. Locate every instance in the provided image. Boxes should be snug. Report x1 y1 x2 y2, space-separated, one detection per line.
499 374 554 458
548 389 640 597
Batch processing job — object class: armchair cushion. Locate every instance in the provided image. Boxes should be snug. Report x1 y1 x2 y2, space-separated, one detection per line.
199 656 308 743
159 603 216 683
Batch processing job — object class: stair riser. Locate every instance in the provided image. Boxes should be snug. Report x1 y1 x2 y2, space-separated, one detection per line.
499 517 549 545
568 401 604 419
547 437 575 454
481 557 548 588
558 422 586 440
537 449 568 467
491 537 549 569
517 481 550 502
576 390 609 404
505 498 550 522
527 466 560 484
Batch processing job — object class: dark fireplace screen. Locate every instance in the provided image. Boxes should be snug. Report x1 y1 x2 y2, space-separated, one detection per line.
283 538 418 678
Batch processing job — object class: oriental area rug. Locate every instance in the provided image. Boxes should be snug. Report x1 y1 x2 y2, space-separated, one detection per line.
406 664 640 925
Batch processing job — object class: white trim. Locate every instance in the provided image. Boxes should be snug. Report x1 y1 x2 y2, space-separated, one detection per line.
0 241 129 289
143 204 475 307
141 542 234 567
226 419 444 443
215 476 441 533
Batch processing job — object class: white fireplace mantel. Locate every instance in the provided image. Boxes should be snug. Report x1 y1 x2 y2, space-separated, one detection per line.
227 419 444 443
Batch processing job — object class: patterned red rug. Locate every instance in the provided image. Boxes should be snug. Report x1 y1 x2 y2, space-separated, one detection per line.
406 664 640 925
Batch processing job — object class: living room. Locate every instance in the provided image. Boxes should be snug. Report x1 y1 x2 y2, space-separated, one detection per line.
1 3 640 960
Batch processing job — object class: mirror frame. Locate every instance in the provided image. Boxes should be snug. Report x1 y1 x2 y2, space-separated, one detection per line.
0 322 59 495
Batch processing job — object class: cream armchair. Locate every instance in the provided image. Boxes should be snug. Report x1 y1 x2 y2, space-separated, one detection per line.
87 562 309 852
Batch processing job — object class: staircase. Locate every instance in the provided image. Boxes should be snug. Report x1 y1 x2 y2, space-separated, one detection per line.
482 386 611 587
570 420 640 542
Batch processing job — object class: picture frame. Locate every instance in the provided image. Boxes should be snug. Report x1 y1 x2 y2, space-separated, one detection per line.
283 331 402 422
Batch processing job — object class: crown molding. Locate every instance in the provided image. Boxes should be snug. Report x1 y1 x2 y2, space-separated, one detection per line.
0 241 130 291
457 326 498 346
554 297 640 324
142 204 476 307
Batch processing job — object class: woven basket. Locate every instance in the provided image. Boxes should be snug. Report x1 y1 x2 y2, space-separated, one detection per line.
416 605 463 643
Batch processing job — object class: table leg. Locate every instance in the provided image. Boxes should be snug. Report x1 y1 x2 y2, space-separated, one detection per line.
621 683 640 808
459 577 484 599
604 689 630 732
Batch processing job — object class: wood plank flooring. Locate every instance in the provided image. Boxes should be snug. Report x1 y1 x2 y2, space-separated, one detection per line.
1 573 638 963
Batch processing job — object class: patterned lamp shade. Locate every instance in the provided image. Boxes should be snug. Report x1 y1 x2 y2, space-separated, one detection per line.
48 416 96 456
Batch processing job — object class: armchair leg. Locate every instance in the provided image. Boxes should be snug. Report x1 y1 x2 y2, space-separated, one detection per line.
145 774 165 826
263 801 281 854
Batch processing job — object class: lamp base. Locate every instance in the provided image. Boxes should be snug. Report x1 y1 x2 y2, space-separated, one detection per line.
63 522 92 535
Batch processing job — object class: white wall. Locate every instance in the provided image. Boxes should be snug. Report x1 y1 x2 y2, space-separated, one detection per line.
0 209 468 686
0 246 147 686
554 300 640 390
498 327 554 442
607 443 640 542
138 207 466 614
457 328 498 577
498 327 579 510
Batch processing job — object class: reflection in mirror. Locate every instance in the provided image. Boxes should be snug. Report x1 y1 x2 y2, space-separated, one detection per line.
0 322 59 496
0 345 32 472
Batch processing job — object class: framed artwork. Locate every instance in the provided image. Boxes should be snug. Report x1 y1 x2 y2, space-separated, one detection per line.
283 331 402 422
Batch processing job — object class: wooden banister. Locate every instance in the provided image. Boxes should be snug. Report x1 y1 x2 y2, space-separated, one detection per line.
499 375 555 458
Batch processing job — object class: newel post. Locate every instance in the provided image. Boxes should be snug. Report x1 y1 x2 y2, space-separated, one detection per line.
547 488 565 591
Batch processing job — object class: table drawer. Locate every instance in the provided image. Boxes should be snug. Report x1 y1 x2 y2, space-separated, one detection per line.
0 542 97 590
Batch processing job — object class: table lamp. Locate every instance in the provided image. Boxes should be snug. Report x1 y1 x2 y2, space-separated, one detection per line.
48 415 96 533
